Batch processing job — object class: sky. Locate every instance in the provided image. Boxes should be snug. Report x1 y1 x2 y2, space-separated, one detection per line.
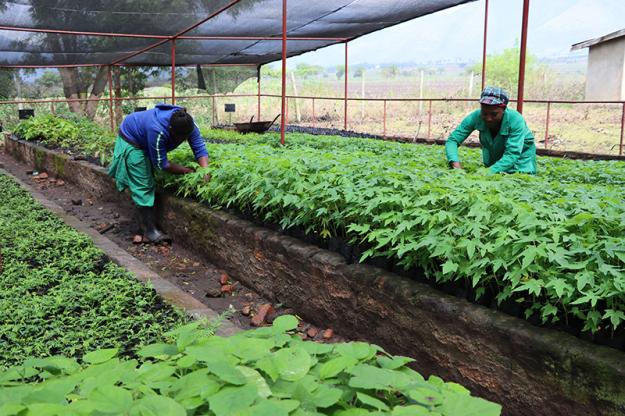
282 0 625 68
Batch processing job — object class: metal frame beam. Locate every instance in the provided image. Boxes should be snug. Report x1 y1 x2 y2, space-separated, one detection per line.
517 0 530 114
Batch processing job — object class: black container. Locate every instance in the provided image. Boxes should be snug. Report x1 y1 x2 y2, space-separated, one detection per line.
18 109 34 119
134 106 147 112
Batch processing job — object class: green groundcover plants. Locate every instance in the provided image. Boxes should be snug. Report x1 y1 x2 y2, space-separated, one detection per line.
0 174 186 368
13 114 116 165
12 116 625 335
162 138 625 337
0 315 501 416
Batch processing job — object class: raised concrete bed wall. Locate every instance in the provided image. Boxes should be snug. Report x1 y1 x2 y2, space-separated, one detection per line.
5 134 625 416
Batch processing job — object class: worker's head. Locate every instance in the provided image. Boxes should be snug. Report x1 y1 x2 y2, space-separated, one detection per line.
479 86 508 128
169 108 195 140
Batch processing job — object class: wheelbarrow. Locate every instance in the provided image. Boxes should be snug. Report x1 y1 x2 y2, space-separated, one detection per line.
234 114 281 134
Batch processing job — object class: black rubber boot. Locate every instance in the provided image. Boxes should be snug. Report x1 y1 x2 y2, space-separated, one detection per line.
138 206 171 244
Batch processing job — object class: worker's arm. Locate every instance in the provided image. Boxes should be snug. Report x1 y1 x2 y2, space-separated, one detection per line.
445 111 478 169
165 163 194 174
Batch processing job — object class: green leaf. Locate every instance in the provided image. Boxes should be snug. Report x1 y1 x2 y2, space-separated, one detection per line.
237 366 272 398
319 356 357 379
272 315 299 332
406 387 442 407
208 384 257 416
312 385 342 408
273 348 312 382
391 405 431 415
376 356 414 370
206 361 247 385
23 379 77 405
348 364 411 391
83 348 118 365
129 395 186 416
442 260 458 275
356 392 390 411
335 342 376 361
440 394 502 416
137 343 178 359
87 385 133 414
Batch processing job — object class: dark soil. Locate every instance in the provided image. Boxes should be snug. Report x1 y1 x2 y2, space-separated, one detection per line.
0 145 342 342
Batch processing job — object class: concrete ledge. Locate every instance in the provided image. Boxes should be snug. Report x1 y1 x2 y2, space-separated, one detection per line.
5 134 625 416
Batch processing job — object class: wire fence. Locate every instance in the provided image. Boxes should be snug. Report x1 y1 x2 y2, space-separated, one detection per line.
1 93 624 156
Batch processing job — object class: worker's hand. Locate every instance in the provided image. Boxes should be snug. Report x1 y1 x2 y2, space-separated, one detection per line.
449 161 463 169
203 172 212 182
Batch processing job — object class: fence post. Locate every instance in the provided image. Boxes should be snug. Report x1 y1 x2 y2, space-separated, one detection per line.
544 101 551 149
211 95 216 127
383 100 387 138
312 98 316 129
427 100 432 139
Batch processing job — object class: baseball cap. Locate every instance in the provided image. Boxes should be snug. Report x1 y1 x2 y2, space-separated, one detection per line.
479 86 509 106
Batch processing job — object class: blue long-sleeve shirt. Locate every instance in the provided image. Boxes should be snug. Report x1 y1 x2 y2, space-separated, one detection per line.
119 103 208 170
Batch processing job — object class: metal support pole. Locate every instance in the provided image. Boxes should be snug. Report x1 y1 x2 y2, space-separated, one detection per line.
280 0 287 145
312 98 316 128
544 101 551 149
517 0 530 114
481 0 489 90
427 100 432 139
107 66 114 132
618 103 625 156
257 66 261 121
344 41 348 131
383 100 387 138
171 40 176 105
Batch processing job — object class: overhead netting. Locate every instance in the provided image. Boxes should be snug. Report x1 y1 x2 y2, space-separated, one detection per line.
0 0 475 66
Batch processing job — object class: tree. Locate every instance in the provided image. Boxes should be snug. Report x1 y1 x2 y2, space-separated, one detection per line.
353 67 365 78
294 63 322 79
471 46 544 95
382 64 399 79
0 69 15 99
33 71 63 97
336 65 345 80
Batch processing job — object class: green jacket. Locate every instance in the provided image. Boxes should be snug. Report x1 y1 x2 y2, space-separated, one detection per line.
445 108 537 174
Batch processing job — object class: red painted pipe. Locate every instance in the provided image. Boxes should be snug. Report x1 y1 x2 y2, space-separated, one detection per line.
517 0 530 114
481 0 489 91
280 0 287 145
257 67 261 121
171 40 176 105
0 26 347 42
344 41 348 131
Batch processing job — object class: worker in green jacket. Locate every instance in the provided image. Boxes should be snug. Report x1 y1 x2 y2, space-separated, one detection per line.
445 86 537 174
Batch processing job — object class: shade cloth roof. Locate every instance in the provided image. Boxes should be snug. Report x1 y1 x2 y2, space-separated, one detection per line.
0 0 475 67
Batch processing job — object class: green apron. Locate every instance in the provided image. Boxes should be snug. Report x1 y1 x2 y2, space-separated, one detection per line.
107 136 155 207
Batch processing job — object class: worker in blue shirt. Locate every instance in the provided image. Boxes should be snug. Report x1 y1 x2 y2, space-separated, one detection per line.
108 104 209 243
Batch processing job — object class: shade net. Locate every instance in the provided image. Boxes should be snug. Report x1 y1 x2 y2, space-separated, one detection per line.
0 0 475 67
